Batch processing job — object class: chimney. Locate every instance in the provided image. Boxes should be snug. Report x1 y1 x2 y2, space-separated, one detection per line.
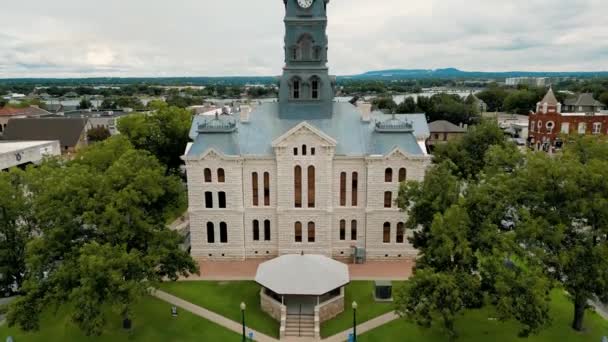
358 102 372 122
240 105 252 123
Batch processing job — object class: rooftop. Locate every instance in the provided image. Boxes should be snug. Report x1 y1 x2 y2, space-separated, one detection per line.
3 118 89 148
428 120 467 133
255 254 350 296
564 93 605 107
0 140 58 154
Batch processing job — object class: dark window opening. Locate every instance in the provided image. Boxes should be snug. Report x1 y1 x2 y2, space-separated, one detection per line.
383 222 391 243
307 222 315 243
385 168 393 182
205 192 213 208
302 145 307 156
204 168 212 183
253 220 260 241
220 222 228 243
263 172 270 206
207 222 215 243
252 172 259 206
339 220 346 240
218 192 226 209
399 168 407 182
352 172 358 206
351 220 357 241
312 80 319 99
307 166 315 208
264 220 271 241
311 147 315 155
295 222 302 242
293 80 300 99
339 172 347 206
294 147 298 156
294 166 302 208
218 169 225 183
397 223 405 243
384 191 392 208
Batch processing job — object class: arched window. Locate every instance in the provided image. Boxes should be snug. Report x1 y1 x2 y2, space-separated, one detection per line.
217 169 225 183
218 192 226 208
384 191 392 208
207 222 215 243
385 168 393 182
352 172 358 206
308 166 315 208
530 121 535 132
397 223 405 243
398 168 407 183
295 222 302 242
294 166 302 208
308 222 315 243
351 220 357 241
383 222 391 243
264 172 270 206
302 144 307 156
264 220 271 241
205 192 213 208
292 79 300 99
311 78 320 99
204 168 212 183
290 46 298 61
220 222 228 243
339 172 347 206
297 34 313 60
253 220 260 241
252 172 259 206
339 220 346 240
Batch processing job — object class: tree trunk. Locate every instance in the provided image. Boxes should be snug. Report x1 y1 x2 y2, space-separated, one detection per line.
572 295 586 331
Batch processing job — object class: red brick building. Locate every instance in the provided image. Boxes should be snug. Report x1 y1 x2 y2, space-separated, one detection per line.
528 89 608 152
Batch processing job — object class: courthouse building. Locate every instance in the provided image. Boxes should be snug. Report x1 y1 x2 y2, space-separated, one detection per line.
183 0 430 261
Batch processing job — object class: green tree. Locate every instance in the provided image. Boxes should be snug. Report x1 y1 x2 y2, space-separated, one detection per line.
433 120 507 179
7 137 197 335
86 126 111 142
476 85 509 112
100 99 116 110
503 89 541 114
78 98 93 110
599 91 608 107
372 96 397 112
118 104 192 173
0 169 33 292
396 96 418 113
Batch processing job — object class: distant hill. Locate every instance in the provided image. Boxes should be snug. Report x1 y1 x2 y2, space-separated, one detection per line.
344 68 608 80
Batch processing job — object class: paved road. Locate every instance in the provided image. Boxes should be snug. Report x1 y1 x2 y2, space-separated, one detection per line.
591 299 608 320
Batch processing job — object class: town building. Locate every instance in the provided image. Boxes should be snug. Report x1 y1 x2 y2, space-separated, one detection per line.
426 120 467 152
528 89 608 152
0 141 61 170
563 93 606 113
505 77 550 87
3 118 91 154
0 106 52 135
183 0 430 262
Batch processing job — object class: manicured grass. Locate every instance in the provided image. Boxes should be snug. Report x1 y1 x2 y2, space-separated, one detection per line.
0 296 240 342
159 281 280 338
321 281 404 338
358 290 608 342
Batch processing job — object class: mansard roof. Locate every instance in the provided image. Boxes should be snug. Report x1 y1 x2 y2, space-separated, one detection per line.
564 93 605 107
187 102 425 158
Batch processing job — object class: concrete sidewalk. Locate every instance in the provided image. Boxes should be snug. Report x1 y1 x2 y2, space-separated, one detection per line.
152 289 280 342
322 312 400 342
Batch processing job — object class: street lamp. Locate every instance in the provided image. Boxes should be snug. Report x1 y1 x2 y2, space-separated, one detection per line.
240 302 247 342
352 301 358 342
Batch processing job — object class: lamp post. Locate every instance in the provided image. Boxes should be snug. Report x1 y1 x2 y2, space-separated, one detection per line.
240 302 247 342
352 301 358 342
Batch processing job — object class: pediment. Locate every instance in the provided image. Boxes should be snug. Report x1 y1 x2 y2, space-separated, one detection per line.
271 121 337 148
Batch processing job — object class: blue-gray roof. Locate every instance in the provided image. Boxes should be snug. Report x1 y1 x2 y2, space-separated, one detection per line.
188 102 425 157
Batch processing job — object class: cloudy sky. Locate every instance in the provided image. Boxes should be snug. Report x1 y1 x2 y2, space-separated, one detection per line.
1 0 607 78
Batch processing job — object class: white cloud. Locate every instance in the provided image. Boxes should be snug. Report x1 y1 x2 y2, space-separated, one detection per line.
0 0 606 78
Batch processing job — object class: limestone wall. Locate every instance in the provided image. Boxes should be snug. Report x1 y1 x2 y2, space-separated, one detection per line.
260 289 285 321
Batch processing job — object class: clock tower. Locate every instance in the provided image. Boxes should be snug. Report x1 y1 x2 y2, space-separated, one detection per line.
279 0 335 118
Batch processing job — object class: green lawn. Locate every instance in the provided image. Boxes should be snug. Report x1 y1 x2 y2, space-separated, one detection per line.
0 296 240 342
358 290 608 342
159 281 280 338
321 281 403 338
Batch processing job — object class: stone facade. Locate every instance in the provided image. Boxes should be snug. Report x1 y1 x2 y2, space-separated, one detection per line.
316 288 345 323
260 289 285 321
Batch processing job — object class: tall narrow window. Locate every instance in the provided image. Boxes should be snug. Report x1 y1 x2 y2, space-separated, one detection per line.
384 191 392 208
253 220 260 241
294 147 298 156
383 222 391 243
351 220 357 241
311 148 315 155
205 192 213 208
308 166 315 208
207 222 215 243
220 222 228 243
385 168 393 182
308 222 315 243
204 168 212 183
339 172 347 206
397 223 405 243
293 80 300 99
295 222 302 242
398 168 407 182
291 46 298 61
264 172 270 206
302 145 307 156
294 166 302 208
218 192 226 209
312 80 319 99
218 169 225 183
352 172 358 206
252 172 259 206
339 220 346 241
264 220 271 241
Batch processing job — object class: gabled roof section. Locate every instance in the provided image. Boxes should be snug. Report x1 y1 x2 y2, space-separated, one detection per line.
541 88 559 106
4 118 88 148
564 93 604 107
271 121 337 148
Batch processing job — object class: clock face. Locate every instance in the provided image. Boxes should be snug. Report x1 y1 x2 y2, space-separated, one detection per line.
297 0 314 9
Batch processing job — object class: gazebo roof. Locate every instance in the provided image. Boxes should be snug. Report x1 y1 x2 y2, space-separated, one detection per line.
255 254 350 296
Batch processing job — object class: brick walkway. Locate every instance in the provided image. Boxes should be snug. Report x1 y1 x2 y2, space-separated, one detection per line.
181 258 414 281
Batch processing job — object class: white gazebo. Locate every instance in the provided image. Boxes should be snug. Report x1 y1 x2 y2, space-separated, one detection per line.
255 254 350 338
